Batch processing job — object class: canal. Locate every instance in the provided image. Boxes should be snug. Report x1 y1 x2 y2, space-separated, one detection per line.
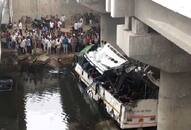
0 51 119 130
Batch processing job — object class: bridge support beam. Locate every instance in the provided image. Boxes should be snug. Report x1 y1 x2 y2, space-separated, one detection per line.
159 71 191 130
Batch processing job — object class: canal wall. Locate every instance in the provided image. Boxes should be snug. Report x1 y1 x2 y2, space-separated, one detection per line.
12 0 94 21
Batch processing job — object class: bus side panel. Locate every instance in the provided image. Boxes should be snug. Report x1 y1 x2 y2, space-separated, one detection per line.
120 100 158 129
103 90 122 123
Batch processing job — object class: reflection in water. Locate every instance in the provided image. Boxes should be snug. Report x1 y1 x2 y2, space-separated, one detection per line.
0 52 119 130
0 92 19 130
25 92 68 130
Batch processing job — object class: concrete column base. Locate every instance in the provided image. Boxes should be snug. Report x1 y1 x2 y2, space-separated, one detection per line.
158 71 191 130
124 16 131 30
132 17 149 35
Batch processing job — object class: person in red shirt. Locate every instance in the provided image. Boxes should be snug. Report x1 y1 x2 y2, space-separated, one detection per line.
54 20 58 29
85 35 91 45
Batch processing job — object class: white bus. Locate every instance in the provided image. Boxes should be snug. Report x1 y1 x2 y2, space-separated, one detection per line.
74 43 159 129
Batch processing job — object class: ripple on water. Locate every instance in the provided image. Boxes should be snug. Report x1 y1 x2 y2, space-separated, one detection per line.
25 91 69 130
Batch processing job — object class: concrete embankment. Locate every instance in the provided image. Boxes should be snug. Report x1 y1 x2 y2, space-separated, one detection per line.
17 51 75 68
12 0 95 21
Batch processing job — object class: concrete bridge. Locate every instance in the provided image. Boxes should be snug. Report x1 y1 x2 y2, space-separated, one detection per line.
77 0 191 130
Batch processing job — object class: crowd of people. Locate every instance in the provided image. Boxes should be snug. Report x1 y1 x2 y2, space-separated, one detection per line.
1 14 100 55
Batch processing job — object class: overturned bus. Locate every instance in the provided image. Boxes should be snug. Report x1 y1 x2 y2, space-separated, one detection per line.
74 43 159 129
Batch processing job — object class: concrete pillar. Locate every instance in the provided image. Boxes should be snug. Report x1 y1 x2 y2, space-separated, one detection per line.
159 71 191 130
100 13 124 45
110 0 134 17
132 17 148 35
106 0 111 12
124 16 131 30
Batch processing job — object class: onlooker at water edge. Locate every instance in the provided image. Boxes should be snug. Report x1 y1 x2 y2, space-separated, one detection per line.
50 21 54 32
56 38 61 54
18 20 23 35
51 38 56 54
60 15 66 28
13 22 17 29
47 38 51 54
74 22 78 33
2 14 100 56
57 20 62 29
68 36 72 52
20 37 27 54
80 17 84 25
71 35 77 52
11 33 17 49
26 36 32 54
63 36 69 54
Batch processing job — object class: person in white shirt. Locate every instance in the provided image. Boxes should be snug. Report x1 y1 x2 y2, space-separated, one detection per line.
68 36 72 52
77 22 82 29
61 15 66 22
80 17 84 24
89 19 93 26
56 38 61 54
20 37 26 54
68 36 72 45
11 33 17 49
60 35 64 42
46 38 51 54
57 20 62 29
18 21 23 35
50 38 56 54
50 21 54 32
60 15 66 27
18 21 22 30
42 37 47 51
13 22 17 29
78 21 83 32
74 22 78 32
48 33 52 39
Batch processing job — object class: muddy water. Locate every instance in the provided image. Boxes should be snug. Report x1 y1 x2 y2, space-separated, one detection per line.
0 51 119 130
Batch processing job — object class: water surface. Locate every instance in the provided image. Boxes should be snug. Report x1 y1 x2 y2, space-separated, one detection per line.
0 51 119 130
